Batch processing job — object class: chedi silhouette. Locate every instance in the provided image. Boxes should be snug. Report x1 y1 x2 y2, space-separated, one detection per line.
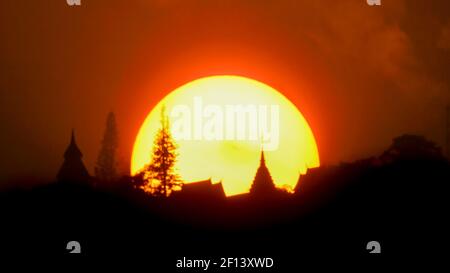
57 130 91 185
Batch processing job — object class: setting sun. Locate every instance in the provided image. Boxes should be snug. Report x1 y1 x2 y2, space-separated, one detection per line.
131 75 319 196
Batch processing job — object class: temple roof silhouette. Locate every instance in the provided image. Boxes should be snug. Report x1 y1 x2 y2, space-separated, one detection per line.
57 130 90 184
174 178 225 199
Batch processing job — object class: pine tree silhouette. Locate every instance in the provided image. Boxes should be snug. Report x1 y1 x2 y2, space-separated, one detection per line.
95 112 119 183
141 106 181 197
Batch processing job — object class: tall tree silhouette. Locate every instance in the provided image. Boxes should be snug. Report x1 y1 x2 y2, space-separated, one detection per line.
95 112 119 183
141 107 181 197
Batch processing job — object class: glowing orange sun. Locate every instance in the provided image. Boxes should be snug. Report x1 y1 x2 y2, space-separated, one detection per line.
131 75 319 196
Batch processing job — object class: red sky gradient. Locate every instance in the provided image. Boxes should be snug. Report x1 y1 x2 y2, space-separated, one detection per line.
0 0 449 187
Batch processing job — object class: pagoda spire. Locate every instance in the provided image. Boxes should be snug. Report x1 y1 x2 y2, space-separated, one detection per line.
71 129 75 145
57 130 90 184
260 149 266 166
64 129 82 159
250 149 276 195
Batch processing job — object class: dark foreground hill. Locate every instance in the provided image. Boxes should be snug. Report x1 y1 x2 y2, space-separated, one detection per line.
0 159 448 268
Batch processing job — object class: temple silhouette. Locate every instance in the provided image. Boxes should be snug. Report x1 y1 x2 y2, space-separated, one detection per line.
173 178 226 200
3 130 448 259
56 130 91 185
54 129 280 198
174 150 278 199
249 150 276 195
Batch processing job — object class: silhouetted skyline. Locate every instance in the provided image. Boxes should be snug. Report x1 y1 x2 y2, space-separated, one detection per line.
1 0 450 187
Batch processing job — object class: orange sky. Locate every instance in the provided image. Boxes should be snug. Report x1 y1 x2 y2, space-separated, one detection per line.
0 0 449 187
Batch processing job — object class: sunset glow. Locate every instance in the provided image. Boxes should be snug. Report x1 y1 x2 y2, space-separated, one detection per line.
131 75 320 196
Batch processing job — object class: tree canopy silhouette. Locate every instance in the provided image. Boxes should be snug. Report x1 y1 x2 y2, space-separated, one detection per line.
139 107 181 197
95 112 119 183
380 134 444 162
